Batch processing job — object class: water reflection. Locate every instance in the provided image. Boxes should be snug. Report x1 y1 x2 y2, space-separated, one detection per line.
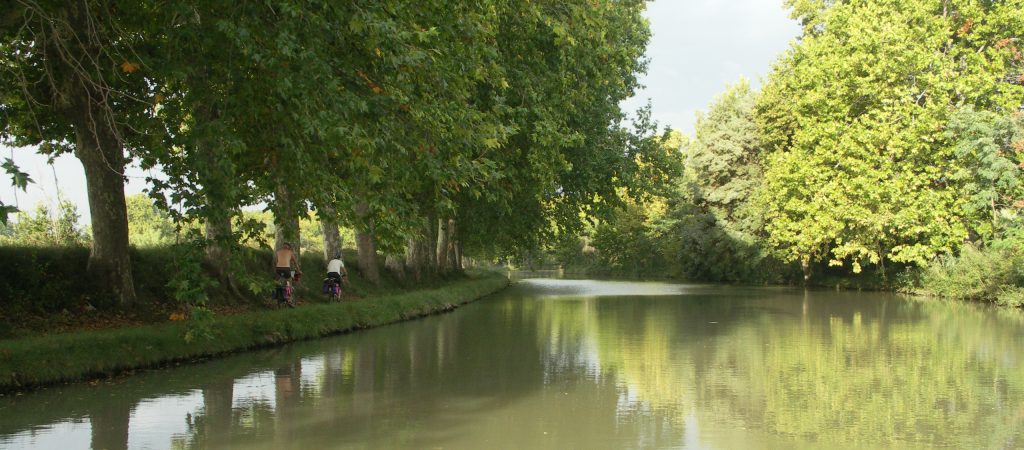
1 279 1023 449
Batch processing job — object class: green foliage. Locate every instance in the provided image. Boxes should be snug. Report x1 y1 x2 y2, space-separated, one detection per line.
995 286 1024 308
0 246 176 316
757 0 1024 275
688 78 765 232
126 194 176 248
165 236 218 308
0 246 91 315
919 244 1024 305
1 0 654 304
590 201 666 277
1 158 31 191
654 178 790 283
0 201 88 247
457 0 659 258
947 109 1024 242
557 127 687 277
0 158 32 225
580 80 787 283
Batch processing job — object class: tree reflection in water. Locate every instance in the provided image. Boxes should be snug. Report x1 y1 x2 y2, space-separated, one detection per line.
1 281 1023 449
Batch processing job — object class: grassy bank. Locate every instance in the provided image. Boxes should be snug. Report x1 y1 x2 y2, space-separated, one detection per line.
0 245 420 338
0 271 509 392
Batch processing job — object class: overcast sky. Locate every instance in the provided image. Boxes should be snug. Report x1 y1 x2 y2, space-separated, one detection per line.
622 0 800 133
1 0 800 225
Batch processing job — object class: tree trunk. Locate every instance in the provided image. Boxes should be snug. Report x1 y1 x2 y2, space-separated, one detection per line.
204 215 232 260
71 91 136 306
274 183 301 258
385 254 406 281
48 0 135 306
205 213 244 298
454 239 463 271
801 255 812 284
449 218 463 272
321 207 342 261
196 133 244 298
425 211 439 277
406 236 423 283
437 218 451 274
194 100 239 294
354 200 380 285
406 214 439 282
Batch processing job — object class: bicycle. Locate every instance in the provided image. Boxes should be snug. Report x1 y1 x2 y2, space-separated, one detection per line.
323 276 342 302
273 271 297 308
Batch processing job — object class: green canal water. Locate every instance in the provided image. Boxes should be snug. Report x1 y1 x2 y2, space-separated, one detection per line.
2 279 1023 449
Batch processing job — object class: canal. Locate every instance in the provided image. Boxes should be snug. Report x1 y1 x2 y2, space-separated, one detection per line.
2 278 1023 449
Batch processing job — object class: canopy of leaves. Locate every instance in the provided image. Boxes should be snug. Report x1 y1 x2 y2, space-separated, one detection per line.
757 0 1024 272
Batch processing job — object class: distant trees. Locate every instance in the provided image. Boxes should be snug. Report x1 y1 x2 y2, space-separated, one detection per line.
673 80 773 281
579 0 1024 291
583 81 780 281
125 194 175 248
0 201 88 247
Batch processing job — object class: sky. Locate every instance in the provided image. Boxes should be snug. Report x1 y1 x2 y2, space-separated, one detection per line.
621 0 801 133
0 0 801 225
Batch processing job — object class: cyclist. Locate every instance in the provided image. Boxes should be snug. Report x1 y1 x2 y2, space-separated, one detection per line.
274 242 301 306
326 253 349 292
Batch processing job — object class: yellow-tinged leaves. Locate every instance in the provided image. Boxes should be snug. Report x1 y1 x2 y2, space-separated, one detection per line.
356 70 383 94
957 18 973 36
120 61 140 73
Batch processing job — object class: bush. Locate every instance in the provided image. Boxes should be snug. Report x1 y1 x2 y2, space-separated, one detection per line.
0 246 177 314
996 286 1024 308
919 244 1024 303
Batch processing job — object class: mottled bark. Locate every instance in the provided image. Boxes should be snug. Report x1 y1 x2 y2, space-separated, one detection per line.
437 218 451 273
205 213 244 298
454 238 463 271
425 211 439 276
406 236 424 282
406 213 439 282
71 83 136 305
355 227 379 285
45 0 136 305
204 210 232 266
448 218 463 272
385 254 406 280
321 207 343 261
354 200 380 285
196 104 235 281
435 217 462 275
274 183 301 258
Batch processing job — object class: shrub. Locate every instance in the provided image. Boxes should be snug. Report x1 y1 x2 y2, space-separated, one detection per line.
919 244 1024 303
996 286 1024 308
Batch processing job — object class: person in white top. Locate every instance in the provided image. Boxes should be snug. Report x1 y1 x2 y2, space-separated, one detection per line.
326 254 349 286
